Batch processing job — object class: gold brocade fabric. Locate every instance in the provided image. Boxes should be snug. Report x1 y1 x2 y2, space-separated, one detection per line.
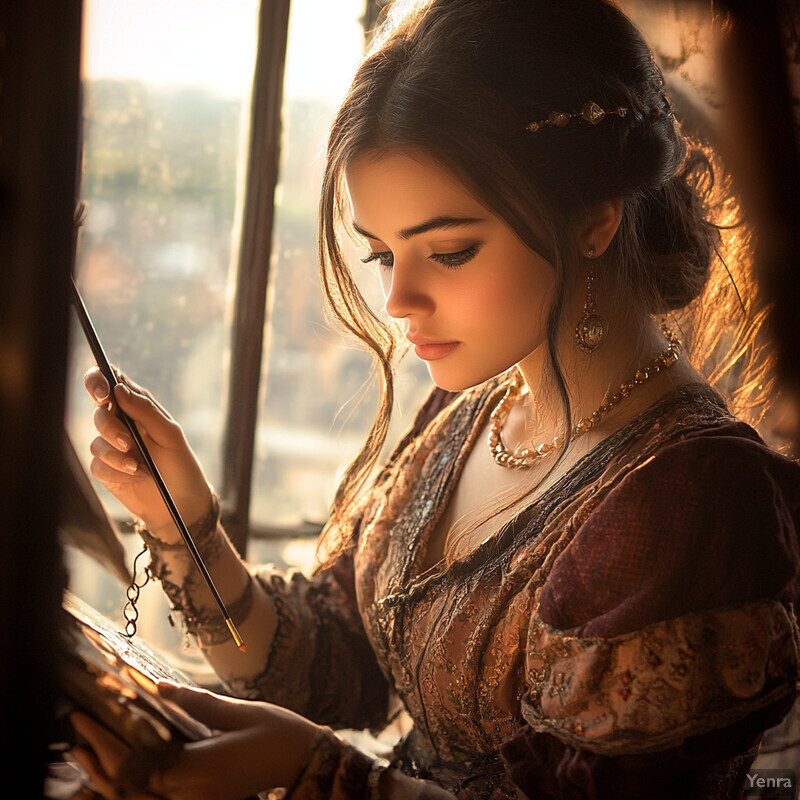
348 380 798 797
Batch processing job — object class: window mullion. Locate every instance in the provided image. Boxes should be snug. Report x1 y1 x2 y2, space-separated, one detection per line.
221 0 292 555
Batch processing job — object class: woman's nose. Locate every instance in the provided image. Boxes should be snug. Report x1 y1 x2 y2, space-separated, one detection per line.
382 261 434 320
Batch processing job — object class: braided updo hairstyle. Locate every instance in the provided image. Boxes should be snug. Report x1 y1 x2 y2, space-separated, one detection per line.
317 0 772 557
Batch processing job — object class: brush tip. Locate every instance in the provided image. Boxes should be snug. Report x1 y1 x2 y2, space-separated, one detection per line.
225 617 245 652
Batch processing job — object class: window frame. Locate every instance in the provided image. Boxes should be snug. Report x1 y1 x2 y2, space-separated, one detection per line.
217 0 292 554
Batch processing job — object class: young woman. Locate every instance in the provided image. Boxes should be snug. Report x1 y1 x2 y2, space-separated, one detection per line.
71 0 800 798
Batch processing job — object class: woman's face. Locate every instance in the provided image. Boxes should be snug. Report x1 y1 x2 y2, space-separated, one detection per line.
346 151 556 391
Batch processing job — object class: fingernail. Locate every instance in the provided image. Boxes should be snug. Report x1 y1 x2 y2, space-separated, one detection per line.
116 433 131 450
93 385 109 403
123 458 138 474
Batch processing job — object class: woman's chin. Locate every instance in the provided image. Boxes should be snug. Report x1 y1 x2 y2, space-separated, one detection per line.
427 363 514 393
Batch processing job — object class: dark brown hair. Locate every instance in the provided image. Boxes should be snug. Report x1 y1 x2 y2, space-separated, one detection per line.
315 0 773 563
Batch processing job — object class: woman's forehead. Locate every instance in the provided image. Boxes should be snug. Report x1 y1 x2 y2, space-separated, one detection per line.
345 151 490 234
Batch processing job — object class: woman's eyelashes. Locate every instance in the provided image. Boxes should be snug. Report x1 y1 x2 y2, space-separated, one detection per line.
361 250 395 269
429 243 479 268
360 243 481 271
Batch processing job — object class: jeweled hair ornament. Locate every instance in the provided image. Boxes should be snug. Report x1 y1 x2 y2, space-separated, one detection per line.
526 101 630 133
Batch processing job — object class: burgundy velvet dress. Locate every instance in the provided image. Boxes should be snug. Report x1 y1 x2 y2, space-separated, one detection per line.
194 379 800 799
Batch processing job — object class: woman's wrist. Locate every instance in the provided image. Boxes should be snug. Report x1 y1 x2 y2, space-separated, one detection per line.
282 726 384 799
280 725 327 798
135 492 220 552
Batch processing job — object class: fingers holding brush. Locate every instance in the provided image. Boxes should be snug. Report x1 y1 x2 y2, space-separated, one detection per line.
83 367 214 542
84 367 172 420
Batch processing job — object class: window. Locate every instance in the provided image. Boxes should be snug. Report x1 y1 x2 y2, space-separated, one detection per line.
69 1 259 494
66 0 430 669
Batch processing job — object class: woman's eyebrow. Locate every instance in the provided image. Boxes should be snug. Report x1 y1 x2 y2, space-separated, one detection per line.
352 215 486 242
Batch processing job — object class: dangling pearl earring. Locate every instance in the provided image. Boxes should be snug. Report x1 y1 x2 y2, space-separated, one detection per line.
575 246 607 354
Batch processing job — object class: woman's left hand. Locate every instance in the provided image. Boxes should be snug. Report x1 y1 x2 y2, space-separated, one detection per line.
70 682 322 800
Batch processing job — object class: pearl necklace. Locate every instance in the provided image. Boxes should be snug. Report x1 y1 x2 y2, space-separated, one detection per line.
489 326 681 469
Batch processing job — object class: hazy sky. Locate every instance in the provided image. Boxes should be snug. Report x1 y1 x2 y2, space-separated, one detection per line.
82 0 365 101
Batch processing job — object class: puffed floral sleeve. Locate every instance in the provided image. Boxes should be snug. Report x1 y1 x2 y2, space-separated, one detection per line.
501 423 800 800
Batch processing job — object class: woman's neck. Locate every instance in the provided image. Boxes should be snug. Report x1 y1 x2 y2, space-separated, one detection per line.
513 314 687 446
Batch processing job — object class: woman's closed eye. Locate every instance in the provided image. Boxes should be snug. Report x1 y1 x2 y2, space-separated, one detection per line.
429 243 480 268
361 244 481 271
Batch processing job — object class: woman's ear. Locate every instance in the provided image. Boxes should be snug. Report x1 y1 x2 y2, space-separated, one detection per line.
578 198 623 257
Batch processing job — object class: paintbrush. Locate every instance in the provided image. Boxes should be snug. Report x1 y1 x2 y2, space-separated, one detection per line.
69 277 246 652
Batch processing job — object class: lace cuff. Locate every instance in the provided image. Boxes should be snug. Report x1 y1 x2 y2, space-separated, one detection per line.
522 599 800 756
139 495 255 647
178 579 255 648
135 493 221 555
283 726 385 800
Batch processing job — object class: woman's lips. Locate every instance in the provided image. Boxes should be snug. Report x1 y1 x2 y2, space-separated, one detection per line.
412 341 460 361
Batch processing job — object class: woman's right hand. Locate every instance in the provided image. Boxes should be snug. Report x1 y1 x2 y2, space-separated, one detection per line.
70 683 323 800
84 368 213 542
